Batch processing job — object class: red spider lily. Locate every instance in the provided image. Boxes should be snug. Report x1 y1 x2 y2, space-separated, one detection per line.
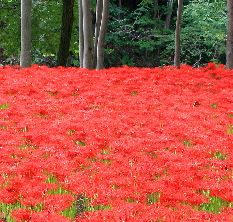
11 208 32 222
30 210 71 222
0 63 233 220
43 194 75 212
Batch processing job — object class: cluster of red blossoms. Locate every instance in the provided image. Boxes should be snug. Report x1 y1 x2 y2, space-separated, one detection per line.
0 63 232 221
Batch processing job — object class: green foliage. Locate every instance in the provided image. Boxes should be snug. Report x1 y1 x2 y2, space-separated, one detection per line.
147 192 161 204
180 0 226 66
200 196 228 213
61 200 78 219
156 0 227 66
0 103 9 110
31 1 62 56
226 124 233 135
0 0 78 66
73 140 86 146
212 151 227 160
0 0 228 67
183 139 193 148
106 2 168 67
0 1 20 57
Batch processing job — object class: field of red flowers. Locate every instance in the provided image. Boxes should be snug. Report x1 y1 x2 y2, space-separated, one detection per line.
0 63 232 221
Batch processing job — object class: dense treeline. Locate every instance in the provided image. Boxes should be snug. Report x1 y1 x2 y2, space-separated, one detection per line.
0 0 227 67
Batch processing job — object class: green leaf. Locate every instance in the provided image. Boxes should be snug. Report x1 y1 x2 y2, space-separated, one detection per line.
211 103 218 109
147 192 161 204
212 151 227 160
226 125 233 135
200 196 228 213
0 103 9 110
73 140 86 146
183 140 193 148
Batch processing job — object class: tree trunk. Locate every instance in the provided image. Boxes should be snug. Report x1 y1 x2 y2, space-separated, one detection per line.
226 0 233 69
57 0 74 66
78 0 84 68
153 0 159 19
82 0 93 69
93 0 103 68
174 0 183 68
20 0 32 68
96 0 109 70
164 0 174 29
78 0 109 69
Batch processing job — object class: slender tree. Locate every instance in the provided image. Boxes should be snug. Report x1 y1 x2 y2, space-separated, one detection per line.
226 0 233 69
153 0 159 19
96 0 109 69
93 0 103 68
78 0 109 69
119 0 122 7
165 0 174 29
20 0 32 68
82 0 94 69
78 0 84 68
174 0 183 68
57 0 74 66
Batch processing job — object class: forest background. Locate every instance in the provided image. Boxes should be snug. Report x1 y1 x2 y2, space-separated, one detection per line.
0 0 227 68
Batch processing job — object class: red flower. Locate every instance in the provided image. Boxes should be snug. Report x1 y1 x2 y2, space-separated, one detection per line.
43 194 75 212
11 209 31 222
30 210 71 222
0 64 233 219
